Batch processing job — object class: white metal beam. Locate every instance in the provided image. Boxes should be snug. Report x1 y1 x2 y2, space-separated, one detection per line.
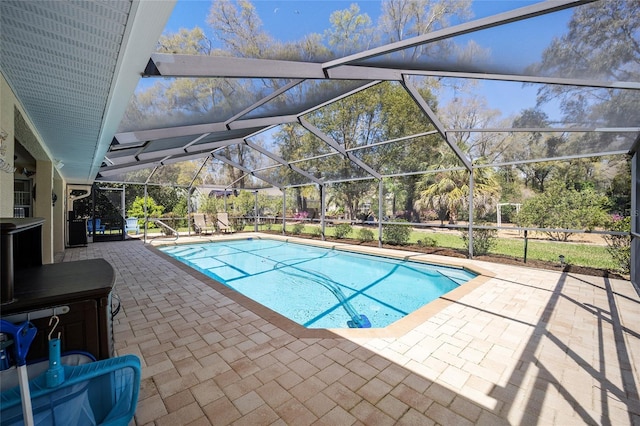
299 117 382 179
473 150 630 169
401 79 472 170
448 127 640 133
400 70 640 91
212 152 282 188
224 80 305 125
115 122 229 144
146 54 324 79
227 116 299 130
245 140 322 185
323 0 595 69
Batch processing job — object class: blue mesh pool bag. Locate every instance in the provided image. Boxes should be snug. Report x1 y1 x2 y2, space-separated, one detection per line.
0 354 141 426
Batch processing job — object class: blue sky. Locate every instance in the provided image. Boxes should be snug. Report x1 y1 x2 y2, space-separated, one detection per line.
164 0 545 45
159 0 567 122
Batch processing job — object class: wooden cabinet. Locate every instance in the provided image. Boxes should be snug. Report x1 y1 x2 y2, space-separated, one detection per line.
1 218 115 361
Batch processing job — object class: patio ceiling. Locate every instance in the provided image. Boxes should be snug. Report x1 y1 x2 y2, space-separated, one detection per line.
0 0 173 183
2 0 638 186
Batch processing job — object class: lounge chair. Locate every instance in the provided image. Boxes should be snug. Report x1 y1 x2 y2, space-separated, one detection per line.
216 212 232 233
125 217 140 234
193 213 214 235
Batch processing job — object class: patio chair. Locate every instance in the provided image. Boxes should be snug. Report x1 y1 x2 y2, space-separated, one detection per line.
125 217 140 234
216 212 232 233
193 213 214 235
87 218 105 235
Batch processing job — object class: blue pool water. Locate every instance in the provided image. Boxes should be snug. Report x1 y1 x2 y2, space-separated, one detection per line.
160 239 476 329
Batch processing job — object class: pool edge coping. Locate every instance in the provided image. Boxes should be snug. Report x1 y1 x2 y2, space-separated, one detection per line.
147 232 496 339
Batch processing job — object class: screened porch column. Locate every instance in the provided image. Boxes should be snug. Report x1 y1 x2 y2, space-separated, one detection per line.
378 179 383 248
282 189 286 235
467 168 475 259
254 191 259 232
320 184 326 241
632 150 639 293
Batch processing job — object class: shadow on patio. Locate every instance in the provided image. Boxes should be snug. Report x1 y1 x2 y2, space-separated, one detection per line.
60 239 640 425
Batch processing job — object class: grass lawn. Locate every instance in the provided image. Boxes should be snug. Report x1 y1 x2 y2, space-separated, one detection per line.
144 222 619 272
254 223 618 271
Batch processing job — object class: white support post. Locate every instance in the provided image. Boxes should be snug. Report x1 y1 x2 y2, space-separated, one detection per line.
120 187 126 224
378 179 383 248
282 189 286 235
143 184 148 243
632 151 639 292
254 191 259 232
320 184 326 241
468 170 474 259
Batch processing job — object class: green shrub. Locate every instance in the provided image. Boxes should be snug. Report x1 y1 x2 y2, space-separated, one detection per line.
417 237 437 247
230 217 245 232
334 223 353 239
460 227 498 256
291 223 304 235
604 215 631 273
515 180 609 241
357 228 374 242
382 222 411 245
128 196 164 229
311 227 322 238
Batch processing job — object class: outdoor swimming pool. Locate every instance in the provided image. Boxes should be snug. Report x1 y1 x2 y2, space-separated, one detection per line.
159 239 476 329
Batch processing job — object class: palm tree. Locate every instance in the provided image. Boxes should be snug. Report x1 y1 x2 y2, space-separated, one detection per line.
415 163 501 225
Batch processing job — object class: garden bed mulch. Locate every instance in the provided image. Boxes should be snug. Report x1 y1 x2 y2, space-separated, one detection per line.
267 232 627 280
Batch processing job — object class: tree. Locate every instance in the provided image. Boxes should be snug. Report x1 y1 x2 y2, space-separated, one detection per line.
552 157 602 192
378 0 472 60
502 108 564 192
127 196 165 228
515 180 609 242
416 168 464 224
415 162 500 224
123 0 486 212
326 4 375 56
440 95 509 164
528 0 639 133
375 82 442 221
295 85 380 219
157 27 212 55
606 157 632 215
207 0 272 58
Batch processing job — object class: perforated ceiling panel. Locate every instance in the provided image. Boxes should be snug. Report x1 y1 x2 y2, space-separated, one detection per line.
0 0 132 182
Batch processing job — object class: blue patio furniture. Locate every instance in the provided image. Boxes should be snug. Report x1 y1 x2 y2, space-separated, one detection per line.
87 218 106 235
125 217 139 234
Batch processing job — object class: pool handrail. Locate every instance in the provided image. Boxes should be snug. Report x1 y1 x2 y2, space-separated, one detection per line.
144 219 179 243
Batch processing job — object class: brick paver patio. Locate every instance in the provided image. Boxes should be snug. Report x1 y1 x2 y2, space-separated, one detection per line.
62 234 640 425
